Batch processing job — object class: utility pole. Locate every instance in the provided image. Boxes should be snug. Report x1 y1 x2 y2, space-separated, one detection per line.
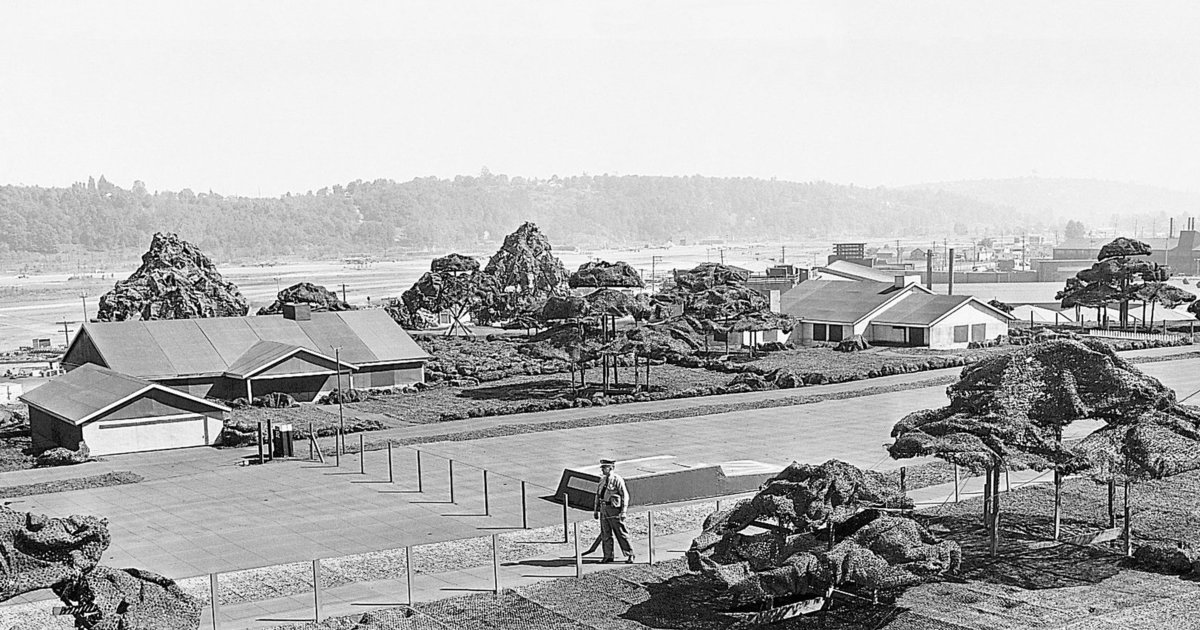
719 248 725 265
331 346 344 452
650 256 664 292
781 246 786 265
80 292 88 321
55 320 75 346
341 284 348 304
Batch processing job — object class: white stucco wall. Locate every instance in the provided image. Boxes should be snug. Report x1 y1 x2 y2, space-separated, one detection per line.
927 302 1010 349
82 414 223 456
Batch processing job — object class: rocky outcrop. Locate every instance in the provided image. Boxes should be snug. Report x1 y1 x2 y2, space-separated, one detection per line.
0 506 199 629
97 233 248 321
256 282 355 315
568 261 644 288
482 223 568 318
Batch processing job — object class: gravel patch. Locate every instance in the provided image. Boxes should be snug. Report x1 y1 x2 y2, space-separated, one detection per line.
0 471 143 499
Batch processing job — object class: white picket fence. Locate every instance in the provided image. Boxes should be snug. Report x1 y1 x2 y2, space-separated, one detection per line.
1082 328 1186 343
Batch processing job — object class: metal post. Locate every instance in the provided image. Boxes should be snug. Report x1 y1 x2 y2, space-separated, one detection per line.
647 511 654 566
359 434 365 475
521 481 528 529
311 560 321 622
308 422 314 460
387 441 394 483
449 459 456 503
562 492 570 543
483 470 490 516
335 430 340 467
417 450 423 492
574 522 582 578
256 422 264 465
335 347 344 453
492 534 500 594
209 573 220 630
266 418 273 461
405 546 414 605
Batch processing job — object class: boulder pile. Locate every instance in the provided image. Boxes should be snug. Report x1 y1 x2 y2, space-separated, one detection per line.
568 261 644 289
483 222 569 316
0 506 200 628
97 232 248 321
257 282 355 315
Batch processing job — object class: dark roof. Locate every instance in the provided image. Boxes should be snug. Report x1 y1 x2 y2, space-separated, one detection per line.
223 341 355 379
780 280 914 324
70 309 429 380
20 364 228 424
872 294 975 326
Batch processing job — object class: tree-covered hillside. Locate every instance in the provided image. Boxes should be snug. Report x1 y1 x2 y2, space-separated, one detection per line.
0 173 1024 258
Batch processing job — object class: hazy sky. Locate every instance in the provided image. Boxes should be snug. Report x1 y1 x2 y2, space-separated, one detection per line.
2 1 1199 196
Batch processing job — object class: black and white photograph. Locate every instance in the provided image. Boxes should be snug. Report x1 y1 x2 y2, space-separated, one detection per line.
3 2 1200 628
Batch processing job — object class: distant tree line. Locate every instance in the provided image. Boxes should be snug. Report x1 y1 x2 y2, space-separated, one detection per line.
0 172 1024 258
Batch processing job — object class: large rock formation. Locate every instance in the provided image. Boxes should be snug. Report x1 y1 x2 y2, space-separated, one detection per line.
97 233 248 321
256 282 355 315
687 461 957 608
392 253 499 329
0 506 200 629
482 222 568 318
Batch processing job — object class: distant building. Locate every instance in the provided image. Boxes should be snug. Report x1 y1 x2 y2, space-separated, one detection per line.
1042 230 1200 280
815 260 903 283
780 277 1013 349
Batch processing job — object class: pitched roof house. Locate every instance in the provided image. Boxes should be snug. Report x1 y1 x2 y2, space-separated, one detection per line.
780 277 1013 349
62 307 430 402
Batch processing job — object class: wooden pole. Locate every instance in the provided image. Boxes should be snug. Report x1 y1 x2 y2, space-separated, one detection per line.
1108 479 1116 528
387 441 393 483
521 481 528 529
266 418 273 461
256 422 264 465
562 492 570 543
334 430 340 467
492 534 500 594
449 459 455 504
483 469 490 516
417 450 423 492
1123 478 1132 556
405 546 414 605
311 560 321 622
647 510 655 565
574 522 583 578
990 464 1001 557
308 422 314 460
209 573 220 630
359 434 365 475
1053 469 1062 541
982 466 992 528
952 463 959 502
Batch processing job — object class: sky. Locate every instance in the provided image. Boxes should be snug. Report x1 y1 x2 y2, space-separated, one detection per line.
2 1 1199 196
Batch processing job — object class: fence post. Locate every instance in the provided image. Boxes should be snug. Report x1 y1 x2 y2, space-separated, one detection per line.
483 470 490 516
209 573 220 630
562 492 570 543
492 534 500 594
1005 469 1011 492
335 430 340 467
266 418 273 461
387 441 394 483
900 466 907 495
521 481 528 529
647 511 654 566
256 422 264 465
574 522 582 578
405 546 414 606
359 434 365 475
312 560 321 622
449 459 456 504
308 422 314 461
417 450 423 492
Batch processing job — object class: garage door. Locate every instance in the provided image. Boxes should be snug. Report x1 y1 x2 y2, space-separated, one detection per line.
83 413 210 456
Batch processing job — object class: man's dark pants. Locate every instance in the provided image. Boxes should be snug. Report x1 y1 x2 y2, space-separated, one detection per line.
599 505 634 559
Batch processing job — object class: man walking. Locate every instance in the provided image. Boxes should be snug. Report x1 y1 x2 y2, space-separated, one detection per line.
593 458 635 563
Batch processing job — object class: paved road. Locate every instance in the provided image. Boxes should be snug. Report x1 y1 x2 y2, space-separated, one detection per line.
3 354 1198 583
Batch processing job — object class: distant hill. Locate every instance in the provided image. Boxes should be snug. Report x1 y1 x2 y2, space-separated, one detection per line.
0 174 1037 259
906 177 1200 226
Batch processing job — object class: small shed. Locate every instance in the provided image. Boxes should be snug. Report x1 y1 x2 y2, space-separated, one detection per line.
21 364 229 456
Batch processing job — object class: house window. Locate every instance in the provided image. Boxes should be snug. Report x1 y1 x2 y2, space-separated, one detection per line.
813 323 828 342
713 330 729 342
953 325 969 343
970 323 987 342
828 325 844 342
438 312 452 325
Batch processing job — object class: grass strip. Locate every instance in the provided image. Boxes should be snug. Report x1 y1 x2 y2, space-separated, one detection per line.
0 471 144 499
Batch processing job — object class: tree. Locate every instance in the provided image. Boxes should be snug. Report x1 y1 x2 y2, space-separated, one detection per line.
1057 237 1166 328
1064 219 1087 239
1134 282 1195 331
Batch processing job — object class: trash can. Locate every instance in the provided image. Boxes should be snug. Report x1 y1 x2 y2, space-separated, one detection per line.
272 424 294 458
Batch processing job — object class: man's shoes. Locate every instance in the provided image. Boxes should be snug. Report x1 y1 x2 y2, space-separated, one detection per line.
600 558 615 564
625 554 636 564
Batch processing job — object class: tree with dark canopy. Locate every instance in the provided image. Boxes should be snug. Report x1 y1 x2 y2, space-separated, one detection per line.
1057 237 1167 328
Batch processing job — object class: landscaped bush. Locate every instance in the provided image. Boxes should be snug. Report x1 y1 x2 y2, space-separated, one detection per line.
317 388 369 404
35 441 92 467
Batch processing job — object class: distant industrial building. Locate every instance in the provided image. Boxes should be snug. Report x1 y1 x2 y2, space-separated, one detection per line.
61 307 430 402
1038 229 1200 281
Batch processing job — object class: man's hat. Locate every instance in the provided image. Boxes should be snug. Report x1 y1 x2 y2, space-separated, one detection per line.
599 459 616 465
